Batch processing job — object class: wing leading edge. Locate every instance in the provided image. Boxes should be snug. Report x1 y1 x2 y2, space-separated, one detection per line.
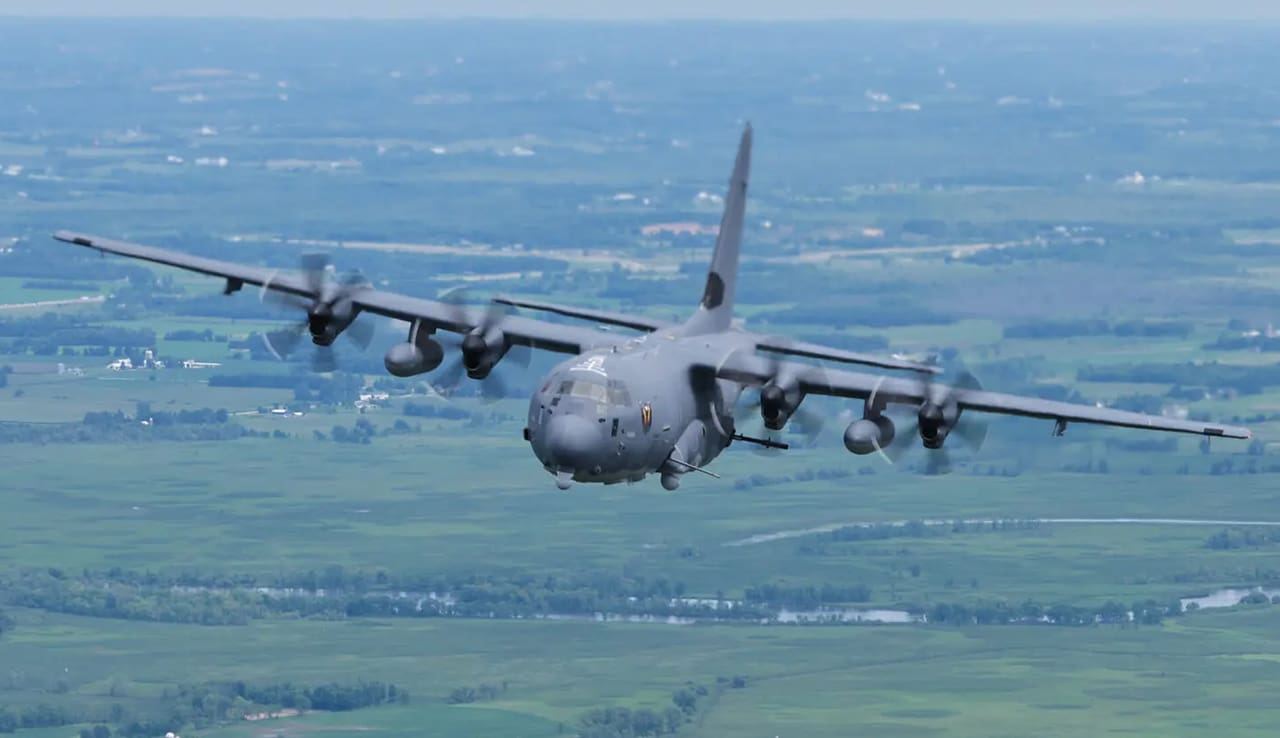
756 337 940 375
712 352 1251 439
491 295 671 333
52 231 613 355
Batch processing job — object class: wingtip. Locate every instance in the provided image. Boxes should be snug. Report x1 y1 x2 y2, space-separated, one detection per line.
52 230 95 247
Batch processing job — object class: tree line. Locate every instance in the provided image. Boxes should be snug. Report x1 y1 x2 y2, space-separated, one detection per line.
0 313 154 347
0 679 408 736
1078 361 1280 396
0 410 273 445
1205 527 1280 550
910 598 1179 626
0 565 1217 631
578 680 731 738
1004 318 1192 340
208 371 364 405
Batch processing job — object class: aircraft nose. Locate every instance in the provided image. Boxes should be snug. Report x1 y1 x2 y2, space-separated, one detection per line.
545 414 600 470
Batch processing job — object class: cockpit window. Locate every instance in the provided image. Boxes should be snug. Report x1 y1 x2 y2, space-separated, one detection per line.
606 380 631 406
556 378 631 406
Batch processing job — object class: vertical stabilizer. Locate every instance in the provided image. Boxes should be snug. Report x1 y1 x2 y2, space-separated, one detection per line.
683 124 751 335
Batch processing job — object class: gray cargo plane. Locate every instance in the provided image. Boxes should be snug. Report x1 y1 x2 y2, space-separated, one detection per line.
53 125 1251 490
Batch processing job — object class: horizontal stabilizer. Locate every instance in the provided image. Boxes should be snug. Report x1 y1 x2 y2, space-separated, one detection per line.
492 296 669 332
756 338 941 374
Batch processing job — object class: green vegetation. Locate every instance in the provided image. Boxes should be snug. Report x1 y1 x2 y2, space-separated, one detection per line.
3 17 1280 738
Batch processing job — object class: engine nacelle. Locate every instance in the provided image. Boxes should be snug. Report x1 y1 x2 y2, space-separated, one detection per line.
461 329 508 379
760 381 802 431
918 403 951 449
308 311 341 346
384 338 445 377
844 416 896 455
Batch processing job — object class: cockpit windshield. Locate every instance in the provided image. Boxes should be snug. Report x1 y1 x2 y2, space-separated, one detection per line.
556 378 631 406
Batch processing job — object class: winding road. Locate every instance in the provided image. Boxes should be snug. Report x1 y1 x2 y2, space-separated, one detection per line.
725 517 1280 547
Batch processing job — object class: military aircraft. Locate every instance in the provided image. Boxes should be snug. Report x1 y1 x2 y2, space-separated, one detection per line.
52 125 1251 490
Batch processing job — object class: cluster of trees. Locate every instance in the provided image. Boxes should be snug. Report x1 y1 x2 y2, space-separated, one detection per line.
799 519 1042 556
1207 458 1280 476
163 328 225 342
0 704 78 733
0 680 407 736
446 682 507 704
325 418 379 444
1078 361 1280 395
1004 319 1192 340
402 401 471 420
1203 334 1280 352
1 567 797 624
1061 459 1112 474
0 314 164 359
578 681 724 738
1 569 285 625
208 371 364 405
1205 527 1280 550
0 413 274 445
315 418 422 443
917 598 1178 626
744 583 871 608
3 565 1215 631
218 680 408 712
732 467 852 491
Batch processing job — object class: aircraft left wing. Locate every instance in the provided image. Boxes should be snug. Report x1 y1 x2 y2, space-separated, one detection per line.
710 351 1252 439
52 231 615 355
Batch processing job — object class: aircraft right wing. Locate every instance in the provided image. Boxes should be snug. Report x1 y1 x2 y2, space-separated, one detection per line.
710 351 1252 439
491 296 671 333
52 230 617 356
755 336 940 375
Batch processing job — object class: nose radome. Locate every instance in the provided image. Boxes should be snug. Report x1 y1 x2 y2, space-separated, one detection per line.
545 414 600 470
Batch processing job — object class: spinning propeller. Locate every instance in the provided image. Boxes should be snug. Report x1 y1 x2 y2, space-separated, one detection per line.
258 253 375 373
716 347 830 456
872 365 988 475
429 287 532 403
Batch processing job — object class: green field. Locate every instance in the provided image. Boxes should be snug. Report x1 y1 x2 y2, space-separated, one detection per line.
7 18 1280 738
3 606 1279 738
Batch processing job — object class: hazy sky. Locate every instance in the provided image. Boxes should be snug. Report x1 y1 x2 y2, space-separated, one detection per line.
5 1 1280 20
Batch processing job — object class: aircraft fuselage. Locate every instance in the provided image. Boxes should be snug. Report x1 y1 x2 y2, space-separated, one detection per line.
524 331 747 489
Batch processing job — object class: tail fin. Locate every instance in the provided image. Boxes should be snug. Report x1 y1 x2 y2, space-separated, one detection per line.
684 123 751 335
